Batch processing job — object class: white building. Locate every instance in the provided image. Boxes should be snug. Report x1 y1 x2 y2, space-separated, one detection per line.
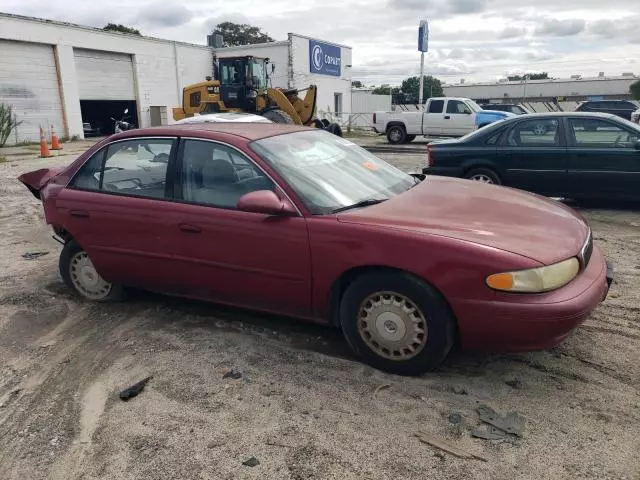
443 75 638 103
214 34 352 121
0 13 352 144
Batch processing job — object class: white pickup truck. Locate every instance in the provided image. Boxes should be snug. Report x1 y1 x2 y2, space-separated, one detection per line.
373 97 513 144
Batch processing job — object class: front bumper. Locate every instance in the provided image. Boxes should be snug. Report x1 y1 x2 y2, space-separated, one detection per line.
453 245 612 352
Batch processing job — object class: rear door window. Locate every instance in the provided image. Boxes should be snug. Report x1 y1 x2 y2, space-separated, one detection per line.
428 100 444 113
506 119 562 147
72 138 175 199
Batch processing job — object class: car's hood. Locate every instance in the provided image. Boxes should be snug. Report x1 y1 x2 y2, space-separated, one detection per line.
337 176 589 265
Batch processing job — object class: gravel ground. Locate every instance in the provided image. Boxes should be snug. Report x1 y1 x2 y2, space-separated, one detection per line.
0 145 638 480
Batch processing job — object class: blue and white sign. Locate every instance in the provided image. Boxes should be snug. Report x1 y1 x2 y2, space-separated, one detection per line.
309 40 341 77
418 20 429 52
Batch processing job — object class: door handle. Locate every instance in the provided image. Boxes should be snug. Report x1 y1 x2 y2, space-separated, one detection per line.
444 116 451 119
179 224 202 233
70 210 90 218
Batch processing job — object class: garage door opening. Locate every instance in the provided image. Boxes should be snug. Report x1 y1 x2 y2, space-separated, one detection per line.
80 100 137 136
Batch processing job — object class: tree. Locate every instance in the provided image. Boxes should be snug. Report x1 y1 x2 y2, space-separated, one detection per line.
630 80 640 100
211 22 274 47
103 23 141 35
399 75 444 104
371 85 399 96
507 72 549 81
351 80 364 88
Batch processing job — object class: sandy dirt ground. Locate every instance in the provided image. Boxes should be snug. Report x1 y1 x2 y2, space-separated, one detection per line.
0 144 639 480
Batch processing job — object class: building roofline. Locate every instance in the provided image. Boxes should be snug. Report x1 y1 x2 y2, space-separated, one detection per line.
0 11 212 50
288 32 352 49
213 40 291 52
446 75 638 88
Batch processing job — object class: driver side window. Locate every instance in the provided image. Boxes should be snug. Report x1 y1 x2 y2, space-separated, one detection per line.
446 100 471 114
568 119 638 148
179 140 275 209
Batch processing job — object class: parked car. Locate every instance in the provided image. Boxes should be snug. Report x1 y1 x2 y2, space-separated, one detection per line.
575 100 638 121
479 103 530 115
176 112 273 124
373 97 513 144
19 123 612 375
631 107 640 124
82 122 101 137
423 112 640 201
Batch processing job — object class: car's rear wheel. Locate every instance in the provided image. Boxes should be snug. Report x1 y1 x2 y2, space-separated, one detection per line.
339 271 455 375
465 168 501 185
387 125 406 144
59 241 125 302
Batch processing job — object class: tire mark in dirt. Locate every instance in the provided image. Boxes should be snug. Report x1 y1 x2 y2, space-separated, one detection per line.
581 325 640 341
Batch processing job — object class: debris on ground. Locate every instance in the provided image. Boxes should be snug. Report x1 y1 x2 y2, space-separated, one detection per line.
373 384 391 398
471 426 510 441
448 413 462 425
450 386 468 395
223 370 242 380
505 379 523 389
415 432 487 462
207 440 226 449
242 456 260 467
476 404 525 437
119 376 153 401
22 251 49 260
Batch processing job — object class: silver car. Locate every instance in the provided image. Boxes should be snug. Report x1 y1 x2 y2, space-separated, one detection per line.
175 113 272 125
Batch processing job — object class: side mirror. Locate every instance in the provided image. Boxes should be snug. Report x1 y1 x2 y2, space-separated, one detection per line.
237 190 296 216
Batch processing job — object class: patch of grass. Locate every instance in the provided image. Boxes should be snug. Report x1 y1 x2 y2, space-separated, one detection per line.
0 155 7 163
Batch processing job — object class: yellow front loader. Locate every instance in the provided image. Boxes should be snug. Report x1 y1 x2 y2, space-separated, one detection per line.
172 56 342 136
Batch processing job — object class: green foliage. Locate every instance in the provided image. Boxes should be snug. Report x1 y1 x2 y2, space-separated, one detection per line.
211 22 274 47
351 80 364 88
508 72 549 81
0 155 7 163
103 24 141 35
0 104 23 147
630 80 640 100
399 76 444 103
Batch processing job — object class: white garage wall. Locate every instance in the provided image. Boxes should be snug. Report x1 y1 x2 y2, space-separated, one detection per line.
0 13 213 137
0 39 65 144
289 34 352 122
214 42 290 89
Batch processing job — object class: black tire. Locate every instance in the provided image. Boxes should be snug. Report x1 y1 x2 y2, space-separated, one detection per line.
262 109 294 124
320 119 331 128
386 125 407 144
328 123 343 137
339 271 455 375
406 135 416 143
464 167 501 185
59 240 126 302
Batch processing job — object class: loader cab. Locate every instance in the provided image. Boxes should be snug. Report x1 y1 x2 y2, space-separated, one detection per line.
218 56 269 111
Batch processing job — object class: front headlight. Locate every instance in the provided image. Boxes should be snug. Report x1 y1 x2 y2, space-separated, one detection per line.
486 257 580 293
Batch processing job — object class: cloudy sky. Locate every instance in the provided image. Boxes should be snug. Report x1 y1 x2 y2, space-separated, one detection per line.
2 0 639 85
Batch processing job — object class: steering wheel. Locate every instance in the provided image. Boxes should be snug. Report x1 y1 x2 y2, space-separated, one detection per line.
613 135 624 147
151 153 170 163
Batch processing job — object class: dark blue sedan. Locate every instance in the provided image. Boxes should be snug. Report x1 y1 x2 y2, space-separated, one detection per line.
424 112 640 200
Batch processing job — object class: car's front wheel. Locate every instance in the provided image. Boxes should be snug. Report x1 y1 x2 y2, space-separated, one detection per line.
339 271 455 375
59 241 125 302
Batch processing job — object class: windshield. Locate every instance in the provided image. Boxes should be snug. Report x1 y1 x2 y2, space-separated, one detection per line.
465 100 482 113
250 130 416 214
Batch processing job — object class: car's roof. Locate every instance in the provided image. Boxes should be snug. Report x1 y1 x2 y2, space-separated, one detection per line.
513 112 619 119
116 123 311 141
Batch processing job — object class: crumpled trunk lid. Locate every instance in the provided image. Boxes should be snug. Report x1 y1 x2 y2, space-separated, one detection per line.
18 167 65 199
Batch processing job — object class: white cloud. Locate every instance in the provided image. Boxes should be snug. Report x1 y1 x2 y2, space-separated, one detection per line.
1 0 639 84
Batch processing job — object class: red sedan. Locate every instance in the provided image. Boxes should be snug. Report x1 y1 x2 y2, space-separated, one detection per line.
19 124 613 375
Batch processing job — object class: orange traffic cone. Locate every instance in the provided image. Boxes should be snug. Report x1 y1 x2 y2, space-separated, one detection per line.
39 127 52 158
51 124 62 150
